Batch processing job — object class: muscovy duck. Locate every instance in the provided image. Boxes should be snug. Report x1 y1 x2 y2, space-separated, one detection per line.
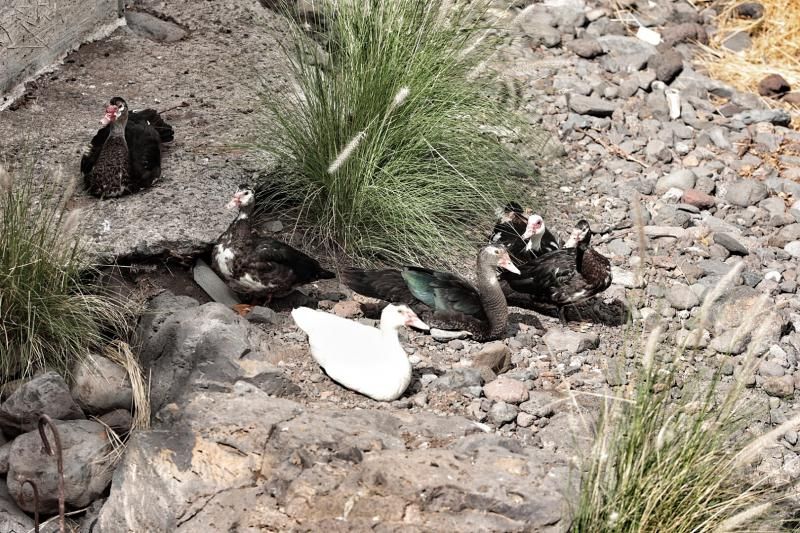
292 304 428 401
341 244 519 341
502 220 612 324
212 186 335 309
81 97 174 198
490 202 561 263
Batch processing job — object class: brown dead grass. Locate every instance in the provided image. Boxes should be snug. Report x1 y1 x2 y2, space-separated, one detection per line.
697 0 800 125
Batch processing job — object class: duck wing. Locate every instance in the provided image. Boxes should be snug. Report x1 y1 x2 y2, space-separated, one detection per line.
125 121 162 190
292 307 380 368
256 239 334 284
401 267 485 320
341 268 417 304
503 250 577 298
130 109 174 143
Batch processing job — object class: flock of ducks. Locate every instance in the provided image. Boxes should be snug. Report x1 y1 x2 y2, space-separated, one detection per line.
82 97 613 401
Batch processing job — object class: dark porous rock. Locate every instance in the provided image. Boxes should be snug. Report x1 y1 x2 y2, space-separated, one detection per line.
733 109 792 127
8 420 114 513
567 38 605 59
488 401 519 425
431 368 484 391
245 305 281 325
683 188 716 209
758 74 791 98
97 409 134 435
473 341 512 380
568 94 617 117
71 353 133 414
713 233 749 255
0 483 34 533
762 375 795 398
768 224 800 248
725 179 768 207
648 47 684 84
0 371 84 436
661 22 708 46
734 2 765 19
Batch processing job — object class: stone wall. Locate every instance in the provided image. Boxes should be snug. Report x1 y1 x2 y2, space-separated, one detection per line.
0 0 123 107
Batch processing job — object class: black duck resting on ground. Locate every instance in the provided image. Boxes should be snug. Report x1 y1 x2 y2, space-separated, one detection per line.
81 97 174 198
212 187 335 309
502 220 612 324
490 202 561 264
341 245 520 341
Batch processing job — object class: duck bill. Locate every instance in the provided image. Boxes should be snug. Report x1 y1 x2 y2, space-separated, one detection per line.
498 256 520 275
407 317 429 330
521 227 534 240
226 198 239 209
564 229 581 248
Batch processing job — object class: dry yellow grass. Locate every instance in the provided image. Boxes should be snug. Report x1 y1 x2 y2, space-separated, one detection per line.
697 0 800 123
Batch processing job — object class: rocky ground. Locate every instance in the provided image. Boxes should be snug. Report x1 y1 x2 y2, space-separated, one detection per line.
1 0 800 531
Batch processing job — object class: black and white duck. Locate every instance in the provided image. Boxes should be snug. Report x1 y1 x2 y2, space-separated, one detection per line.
502 220 612 324
212 186 335 310
341 244 520 341
489 202 561 264
81 97 174 198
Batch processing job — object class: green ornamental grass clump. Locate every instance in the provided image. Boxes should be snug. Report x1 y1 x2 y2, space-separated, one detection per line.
0 164 130 381
572 265 798 532
257 0 538 266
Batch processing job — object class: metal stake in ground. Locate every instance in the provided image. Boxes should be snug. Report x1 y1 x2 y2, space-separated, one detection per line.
37 414 66 533
18 479 40 533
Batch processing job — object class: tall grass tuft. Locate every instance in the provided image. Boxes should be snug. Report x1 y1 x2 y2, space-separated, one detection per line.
255 0 538 266
571 268 796 532
0 164 132 381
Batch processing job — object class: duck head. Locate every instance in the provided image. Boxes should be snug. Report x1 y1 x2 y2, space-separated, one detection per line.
100 97 129 126
520 214 545 240
226 186 256 217
564 219 592 248
382 304 429 331
480 244 520 275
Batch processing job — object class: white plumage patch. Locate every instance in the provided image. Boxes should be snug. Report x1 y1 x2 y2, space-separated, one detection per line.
239 273 267 291
214 245 235 278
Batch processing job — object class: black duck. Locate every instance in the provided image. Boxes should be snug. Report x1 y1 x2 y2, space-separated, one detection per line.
502 220 612 324
212 187 335 308
81 97 174 198
490 202 561 264
341 245 519 341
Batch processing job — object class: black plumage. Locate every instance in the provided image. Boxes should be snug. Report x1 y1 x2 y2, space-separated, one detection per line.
502 220 612 324
341 245 518 341
489 202 561 265
81 97 174 198
212 187 335 303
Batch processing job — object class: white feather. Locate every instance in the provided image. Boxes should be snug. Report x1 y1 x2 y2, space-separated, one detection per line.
213 245 235 279
291 307 414 401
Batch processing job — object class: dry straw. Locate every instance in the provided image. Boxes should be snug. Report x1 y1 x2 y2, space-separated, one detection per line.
697 0 800 121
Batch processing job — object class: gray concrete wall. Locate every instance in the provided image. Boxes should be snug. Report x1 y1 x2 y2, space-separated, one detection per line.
0 0 122 101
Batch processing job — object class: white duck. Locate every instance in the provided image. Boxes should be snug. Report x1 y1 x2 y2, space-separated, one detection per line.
291 304 429 401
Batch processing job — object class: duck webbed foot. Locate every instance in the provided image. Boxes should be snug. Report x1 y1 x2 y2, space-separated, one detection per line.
429 328 473 341
233 303 255 316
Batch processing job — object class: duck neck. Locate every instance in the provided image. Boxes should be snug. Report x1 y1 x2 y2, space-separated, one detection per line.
110 112 128 139
476 257 508 338
525 231 544 252
575 238 589 275
379 321 401 341
231 206 254 237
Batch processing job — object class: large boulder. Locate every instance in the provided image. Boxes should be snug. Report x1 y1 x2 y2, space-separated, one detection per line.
70 354 133 414
0 372 84 436
95 387 574 532
7 420 114 513
0 482 34 533
135 292 298 412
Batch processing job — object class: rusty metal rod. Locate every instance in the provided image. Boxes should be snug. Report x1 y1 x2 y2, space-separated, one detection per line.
37 415 65 533
18 479 40 533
